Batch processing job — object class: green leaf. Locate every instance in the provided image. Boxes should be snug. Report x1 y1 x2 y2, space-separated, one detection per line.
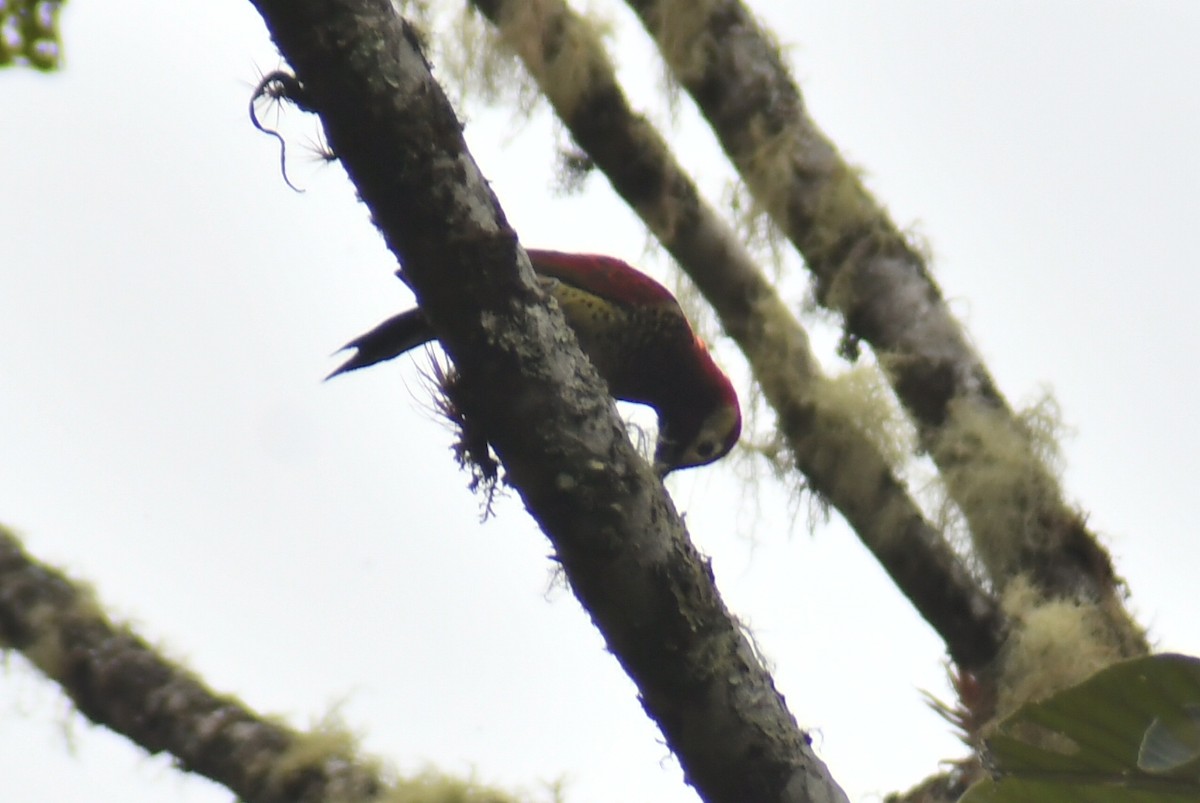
962 653 1200 803
1 0 66 72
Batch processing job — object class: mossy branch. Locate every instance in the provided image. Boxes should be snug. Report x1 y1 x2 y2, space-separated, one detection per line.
0 526 396 803
246 1 843 801
625 0 1140 621
468 0 1003 671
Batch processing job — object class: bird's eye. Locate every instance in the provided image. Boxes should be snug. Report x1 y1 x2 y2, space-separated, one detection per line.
694 441 716 459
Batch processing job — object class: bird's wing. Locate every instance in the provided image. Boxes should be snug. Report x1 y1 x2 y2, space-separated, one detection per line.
527 250 680 311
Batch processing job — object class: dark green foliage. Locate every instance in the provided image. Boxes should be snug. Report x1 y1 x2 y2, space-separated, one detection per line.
965 654 1200 802
1 0 65 70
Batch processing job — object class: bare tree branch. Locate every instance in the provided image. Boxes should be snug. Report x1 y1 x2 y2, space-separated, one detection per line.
467 0 1004 671
622 0 1141 622
246 1 845 801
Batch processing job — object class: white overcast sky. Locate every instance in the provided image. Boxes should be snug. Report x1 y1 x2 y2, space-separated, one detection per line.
3 2 1199 802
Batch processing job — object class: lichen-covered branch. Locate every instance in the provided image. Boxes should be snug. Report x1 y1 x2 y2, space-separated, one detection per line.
625 0 1139 621
0 526 392 803
468 0 1003 670
246 1 844 801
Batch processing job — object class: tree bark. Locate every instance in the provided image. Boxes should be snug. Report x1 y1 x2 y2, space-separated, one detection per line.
247 1 846 801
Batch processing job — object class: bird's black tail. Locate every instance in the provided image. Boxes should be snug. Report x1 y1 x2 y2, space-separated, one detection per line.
326 309 434 379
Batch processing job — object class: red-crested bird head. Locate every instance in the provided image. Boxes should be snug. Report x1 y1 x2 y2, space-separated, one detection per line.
652 334 742 475
526 250 743 475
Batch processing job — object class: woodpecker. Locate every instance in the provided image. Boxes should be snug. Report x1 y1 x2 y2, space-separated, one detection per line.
329 250 741 474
